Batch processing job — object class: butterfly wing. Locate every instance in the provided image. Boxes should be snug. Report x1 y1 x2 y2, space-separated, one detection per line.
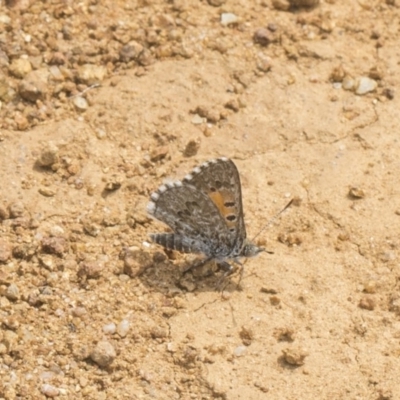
181 158 247 256
147 181 233 256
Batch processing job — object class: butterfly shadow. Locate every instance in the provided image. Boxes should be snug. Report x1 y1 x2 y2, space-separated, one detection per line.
138 251 245 295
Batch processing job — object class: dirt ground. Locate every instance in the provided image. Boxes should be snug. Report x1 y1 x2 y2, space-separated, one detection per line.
1 0 400 399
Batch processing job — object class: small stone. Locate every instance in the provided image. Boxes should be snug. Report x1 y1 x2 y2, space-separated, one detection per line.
382 87 395 100
18 69 49 102
239 326 254 346
194 105 220 124
233 345 247 357
73 96 88 111
282 346 308 366
355 77 377 95
77 64 107 85
83 222 101 237
78 261 103 279
71 307 87 317
0 204 9 220
290 0 319 6
123 248 152 277
90 340 116 367
225 99 240 112
39 187 56 197
0 15 11 24
330 65 345 82
342 75 355 91
119 42 143 63
183 139 201 157
42 237 68 256
0 239 11 263
220 13 238 25
363 280 377 294
150 146 169 162
208 0 226 5
349 187 365 199
6 284 19 301
15 114 29 130
9 202 25 218
117 319 130 338
272 0 290 10
191 114 204 125
41 384 59 398
104 175 123 191
9 58 32 79
359 296 375 310
103 323 116 334
253 28 273 47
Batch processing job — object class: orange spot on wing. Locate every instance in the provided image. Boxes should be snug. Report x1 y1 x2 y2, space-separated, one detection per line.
209 190 237 228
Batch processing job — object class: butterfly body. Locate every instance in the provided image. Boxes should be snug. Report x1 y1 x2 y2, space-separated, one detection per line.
147 158 264 274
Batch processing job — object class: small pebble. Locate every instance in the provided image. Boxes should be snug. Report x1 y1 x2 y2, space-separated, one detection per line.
38 143 59 167
234 345 247 357
73 96 88 111
41 236 68 255
41 384 59 398
9 202 25 218
349 187 365 199
253 28 273 46
117 319 130 338
77 64 107 85
220 13 238 25
239 325 254 346
90 340 116 367
191 114 204 125
78 261 103 279
355 77 377 95
103 323 116 334
359 296 375 311
0 239 11 263
183 139 201 157
6 283 20 301
39 187 56 197
9 58 32 78
342 75 355 90
208 0 226 5
282 346 308 366
290 0 319 6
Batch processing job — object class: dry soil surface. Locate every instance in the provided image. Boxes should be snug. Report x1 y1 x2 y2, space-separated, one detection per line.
1 0 400 399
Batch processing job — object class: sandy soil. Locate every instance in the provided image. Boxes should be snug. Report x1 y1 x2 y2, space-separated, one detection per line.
1 0 400 399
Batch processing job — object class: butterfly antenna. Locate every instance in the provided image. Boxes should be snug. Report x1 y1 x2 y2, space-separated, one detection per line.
251 199 294 242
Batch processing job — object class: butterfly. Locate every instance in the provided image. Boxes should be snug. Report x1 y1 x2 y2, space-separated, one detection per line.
146 157 264 276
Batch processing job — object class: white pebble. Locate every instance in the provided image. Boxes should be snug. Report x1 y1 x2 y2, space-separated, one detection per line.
103 323 116 334
355 76 377 95
221 13 238 25
234 345 247 357
117 319 130 338
73 96 88 111
41 384 59 397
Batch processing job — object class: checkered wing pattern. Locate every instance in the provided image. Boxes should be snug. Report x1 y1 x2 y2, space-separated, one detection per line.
147 158 246 258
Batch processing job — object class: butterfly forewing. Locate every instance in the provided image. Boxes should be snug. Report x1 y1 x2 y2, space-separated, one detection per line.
182 158 247 253
147 158 248 259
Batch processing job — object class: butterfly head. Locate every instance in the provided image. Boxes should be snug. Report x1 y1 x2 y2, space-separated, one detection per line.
241 240 265 258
